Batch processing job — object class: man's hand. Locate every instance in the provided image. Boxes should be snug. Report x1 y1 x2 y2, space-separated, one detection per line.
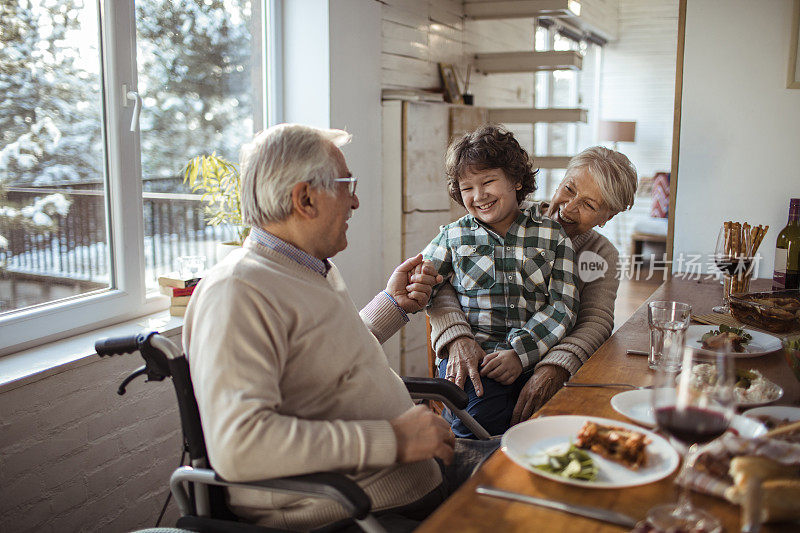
510 365 570 426
480 349 523 385
445 337 485 397
385 254 442 313
390 404 455 465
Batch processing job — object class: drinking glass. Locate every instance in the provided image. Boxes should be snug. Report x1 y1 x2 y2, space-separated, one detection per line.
176 255 207 279
712 224 754 314
646 345 736 533
648 301 692 371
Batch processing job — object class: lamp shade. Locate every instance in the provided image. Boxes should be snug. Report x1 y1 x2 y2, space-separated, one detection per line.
599 120 636 143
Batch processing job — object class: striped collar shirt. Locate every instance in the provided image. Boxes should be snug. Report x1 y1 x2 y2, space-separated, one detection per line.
248 227 330 277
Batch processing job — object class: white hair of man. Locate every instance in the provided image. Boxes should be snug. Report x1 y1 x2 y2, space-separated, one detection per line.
566 146 638 214
240 123 352 227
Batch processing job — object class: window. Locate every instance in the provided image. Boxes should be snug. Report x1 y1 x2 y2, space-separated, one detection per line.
0 0 271 355
532 23 602 202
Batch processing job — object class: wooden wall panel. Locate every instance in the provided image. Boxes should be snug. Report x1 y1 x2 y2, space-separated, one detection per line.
403 103 452 212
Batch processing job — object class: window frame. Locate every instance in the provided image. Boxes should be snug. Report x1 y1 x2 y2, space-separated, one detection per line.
0 0 273 356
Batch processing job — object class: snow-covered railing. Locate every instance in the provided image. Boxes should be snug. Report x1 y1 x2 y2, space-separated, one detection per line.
1 187 235 284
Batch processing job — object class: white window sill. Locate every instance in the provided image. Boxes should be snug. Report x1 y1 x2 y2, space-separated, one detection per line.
0 310 183 394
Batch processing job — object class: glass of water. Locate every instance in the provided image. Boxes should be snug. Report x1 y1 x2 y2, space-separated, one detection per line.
648 301 692 371
175 255 207 279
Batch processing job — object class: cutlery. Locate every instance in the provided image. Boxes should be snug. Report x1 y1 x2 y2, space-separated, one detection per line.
564 382 653 390
626 349 648 356
476 486 637 528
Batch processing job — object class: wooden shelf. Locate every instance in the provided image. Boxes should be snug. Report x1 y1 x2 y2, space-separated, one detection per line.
474 51 582 73
534 156 571 169
488 107 587 124
465 0 579 20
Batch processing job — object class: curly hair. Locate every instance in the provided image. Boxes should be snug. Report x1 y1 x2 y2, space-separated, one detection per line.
445 124 538 207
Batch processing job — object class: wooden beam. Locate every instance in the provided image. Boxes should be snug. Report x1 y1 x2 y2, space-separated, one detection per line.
474 51 582 73
534 156 571 169
465 0 579 20
488 107 587 124
667 0 687 274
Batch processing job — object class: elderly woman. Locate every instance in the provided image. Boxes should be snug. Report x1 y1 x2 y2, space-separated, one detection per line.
429 146 638 433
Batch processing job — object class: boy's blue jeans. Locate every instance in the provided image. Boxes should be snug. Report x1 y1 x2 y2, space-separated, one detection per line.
438 359 534 438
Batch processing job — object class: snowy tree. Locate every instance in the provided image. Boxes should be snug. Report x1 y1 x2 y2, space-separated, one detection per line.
0 0 104 188
136 0 254 191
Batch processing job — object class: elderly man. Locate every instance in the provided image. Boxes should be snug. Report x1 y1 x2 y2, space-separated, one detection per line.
183 124 496 532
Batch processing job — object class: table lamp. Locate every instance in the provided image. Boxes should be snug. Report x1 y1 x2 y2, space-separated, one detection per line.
599 120 636 151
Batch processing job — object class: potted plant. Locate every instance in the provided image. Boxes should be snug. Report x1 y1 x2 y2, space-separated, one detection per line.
183 153 249 256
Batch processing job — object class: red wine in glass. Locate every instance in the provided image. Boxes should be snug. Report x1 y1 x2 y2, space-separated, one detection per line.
655 406 729 446
646 347 734 533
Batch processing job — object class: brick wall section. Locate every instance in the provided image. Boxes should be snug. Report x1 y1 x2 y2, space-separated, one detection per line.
0 332 183 532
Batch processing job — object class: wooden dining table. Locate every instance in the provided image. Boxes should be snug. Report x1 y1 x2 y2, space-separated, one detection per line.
417 277 800 532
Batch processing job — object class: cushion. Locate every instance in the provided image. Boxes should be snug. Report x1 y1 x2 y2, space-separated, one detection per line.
650 172 670 218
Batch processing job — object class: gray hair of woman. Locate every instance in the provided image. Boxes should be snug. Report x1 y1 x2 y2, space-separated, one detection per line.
566 146 638 214
240 123 352 227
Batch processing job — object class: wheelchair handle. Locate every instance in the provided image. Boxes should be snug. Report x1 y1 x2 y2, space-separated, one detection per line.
95 332 179 393
95 333 149 357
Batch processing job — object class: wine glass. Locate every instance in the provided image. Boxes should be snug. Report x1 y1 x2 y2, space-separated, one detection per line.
646 345 736 532
712 224 754 314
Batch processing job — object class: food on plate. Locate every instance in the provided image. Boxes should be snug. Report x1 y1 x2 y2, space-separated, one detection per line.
575 421 650 470
729 289 800 333
753 415 800 444
689 364 782 404
531 443 598 481
689 435 800 524
698 325 752 352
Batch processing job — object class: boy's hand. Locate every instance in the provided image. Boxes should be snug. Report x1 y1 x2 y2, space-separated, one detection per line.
480 349 522 385
385 254 442 313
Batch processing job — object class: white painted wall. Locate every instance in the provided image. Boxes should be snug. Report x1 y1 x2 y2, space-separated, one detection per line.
673 0 800 278
281 0 330 128
282 0 383 307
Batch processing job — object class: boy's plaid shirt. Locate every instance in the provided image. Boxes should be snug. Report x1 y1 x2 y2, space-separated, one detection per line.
422 203 579 370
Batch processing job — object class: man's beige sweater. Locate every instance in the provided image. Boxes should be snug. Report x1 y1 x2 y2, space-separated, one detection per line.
430 228 620 375
183 240 441 530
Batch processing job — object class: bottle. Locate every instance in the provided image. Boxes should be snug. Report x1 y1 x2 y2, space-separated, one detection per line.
772 198 800 291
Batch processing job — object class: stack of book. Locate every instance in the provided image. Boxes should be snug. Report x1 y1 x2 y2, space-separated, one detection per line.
158 273 202 317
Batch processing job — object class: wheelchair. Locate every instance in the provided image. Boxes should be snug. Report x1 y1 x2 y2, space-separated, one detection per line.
95 331 489 533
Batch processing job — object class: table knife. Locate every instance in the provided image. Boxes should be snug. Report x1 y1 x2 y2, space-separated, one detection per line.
476 486 638 528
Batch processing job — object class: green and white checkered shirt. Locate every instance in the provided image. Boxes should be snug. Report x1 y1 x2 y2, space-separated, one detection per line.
422 203 579 370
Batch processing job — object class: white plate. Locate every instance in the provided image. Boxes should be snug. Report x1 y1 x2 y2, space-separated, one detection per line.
610 388 769 437
685 325 782 357
744 405 800 422
501 415 680 489
682 364 784 407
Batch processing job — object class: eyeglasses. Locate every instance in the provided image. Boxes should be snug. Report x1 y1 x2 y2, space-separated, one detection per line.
333 177 358 197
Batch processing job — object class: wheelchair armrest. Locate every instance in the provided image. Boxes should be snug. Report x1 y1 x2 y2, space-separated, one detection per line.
402 377 468 410
402 377 491 440
170 467 371 520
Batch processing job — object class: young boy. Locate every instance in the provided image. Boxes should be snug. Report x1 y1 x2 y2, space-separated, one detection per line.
422 124 580 438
